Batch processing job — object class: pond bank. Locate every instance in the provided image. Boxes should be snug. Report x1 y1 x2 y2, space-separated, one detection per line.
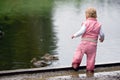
0 62 120 80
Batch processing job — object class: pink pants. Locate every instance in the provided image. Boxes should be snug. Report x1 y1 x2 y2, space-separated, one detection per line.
72 41 97 71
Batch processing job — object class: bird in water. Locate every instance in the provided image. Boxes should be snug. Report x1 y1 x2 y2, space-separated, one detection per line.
30 57 52 68
41 53 59 61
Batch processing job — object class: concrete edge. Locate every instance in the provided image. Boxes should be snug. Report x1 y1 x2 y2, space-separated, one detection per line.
0 62 119 76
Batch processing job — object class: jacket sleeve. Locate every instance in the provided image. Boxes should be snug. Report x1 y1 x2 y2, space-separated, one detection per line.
73 24 86 38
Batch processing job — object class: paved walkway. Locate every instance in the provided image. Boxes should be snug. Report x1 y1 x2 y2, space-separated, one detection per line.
0 63 120 80
0 70 120 80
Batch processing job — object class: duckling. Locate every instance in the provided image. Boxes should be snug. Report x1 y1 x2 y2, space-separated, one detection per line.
30 58 52 67
41 53 59 61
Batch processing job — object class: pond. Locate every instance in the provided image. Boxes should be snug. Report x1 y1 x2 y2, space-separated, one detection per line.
0 0 120 71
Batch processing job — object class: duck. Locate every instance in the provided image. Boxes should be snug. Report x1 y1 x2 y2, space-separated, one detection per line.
30 57 52 67
41 53 59 61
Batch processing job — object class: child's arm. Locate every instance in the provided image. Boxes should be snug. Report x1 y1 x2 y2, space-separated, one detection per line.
71 25 86 39
99 27 105 42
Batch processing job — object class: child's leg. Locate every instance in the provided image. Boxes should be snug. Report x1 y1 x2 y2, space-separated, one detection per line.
86 44 97 71
72 45 85 70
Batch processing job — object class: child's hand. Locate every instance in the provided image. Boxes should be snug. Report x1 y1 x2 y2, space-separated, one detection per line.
99 38 104 42
71 35 75 39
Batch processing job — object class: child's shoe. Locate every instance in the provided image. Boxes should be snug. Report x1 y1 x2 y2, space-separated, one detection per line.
86 70 94 77
72 63 79 71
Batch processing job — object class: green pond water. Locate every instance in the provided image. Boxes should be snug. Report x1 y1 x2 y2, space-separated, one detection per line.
0 0 120 71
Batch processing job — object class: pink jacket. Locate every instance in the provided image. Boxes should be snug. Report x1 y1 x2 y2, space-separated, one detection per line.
82 18 101 40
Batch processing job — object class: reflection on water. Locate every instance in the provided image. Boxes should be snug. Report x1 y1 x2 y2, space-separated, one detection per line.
53 0 120 66
0 0 120 71
0 0 57 70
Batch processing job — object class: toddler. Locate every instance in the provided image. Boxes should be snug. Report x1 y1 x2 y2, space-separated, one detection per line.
71 7 105 74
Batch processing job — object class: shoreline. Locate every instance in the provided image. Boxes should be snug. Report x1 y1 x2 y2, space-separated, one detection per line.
0 62 119 80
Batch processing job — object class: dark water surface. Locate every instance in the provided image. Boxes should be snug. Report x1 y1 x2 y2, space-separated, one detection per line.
0 0 120 71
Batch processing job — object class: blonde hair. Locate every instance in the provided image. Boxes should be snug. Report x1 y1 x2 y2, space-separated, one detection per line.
85 7 97 18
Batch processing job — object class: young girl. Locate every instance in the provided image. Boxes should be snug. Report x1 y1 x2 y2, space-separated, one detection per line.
71 7 105 73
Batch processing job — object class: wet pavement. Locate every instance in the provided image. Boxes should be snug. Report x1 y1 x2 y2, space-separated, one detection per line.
0 70 120 80
0 65 120 80
48 71 120 80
